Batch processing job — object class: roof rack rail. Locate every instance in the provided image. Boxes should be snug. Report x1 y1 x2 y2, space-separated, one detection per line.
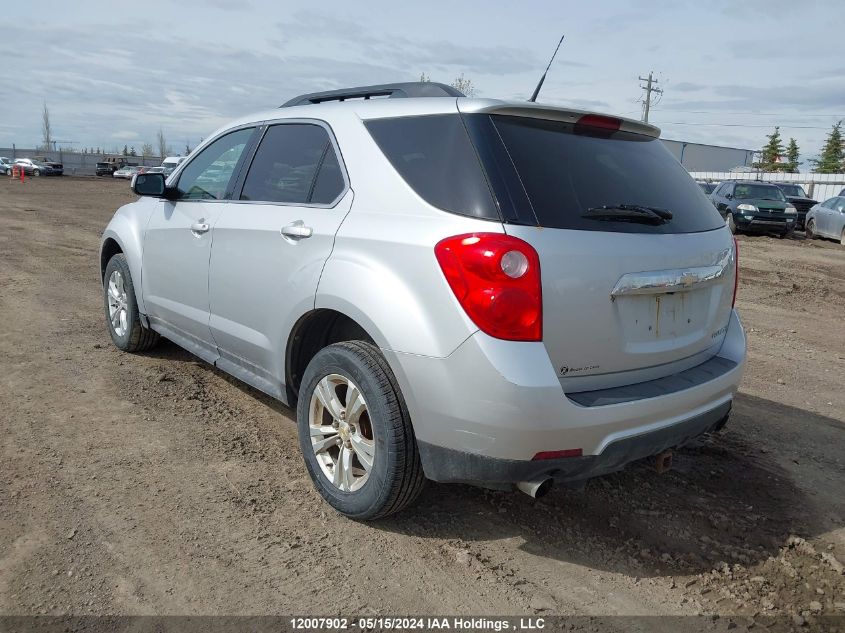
280 82 464 107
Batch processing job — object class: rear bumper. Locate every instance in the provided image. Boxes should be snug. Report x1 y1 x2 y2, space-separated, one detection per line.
418 400 731 486
383 310 745 485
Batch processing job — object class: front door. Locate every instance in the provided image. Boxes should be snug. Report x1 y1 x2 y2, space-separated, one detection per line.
208 122 351 398
142 127 256 362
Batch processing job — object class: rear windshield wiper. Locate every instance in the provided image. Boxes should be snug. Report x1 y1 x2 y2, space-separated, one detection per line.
581 204 673 225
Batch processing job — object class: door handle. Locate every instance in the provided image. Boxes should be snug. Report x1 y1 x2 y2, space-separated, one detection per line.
190 222 210 234
281 222 313 240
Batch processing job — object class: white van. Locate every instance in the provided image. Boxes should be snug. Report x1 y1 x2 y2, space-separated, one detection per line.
160 156 186 176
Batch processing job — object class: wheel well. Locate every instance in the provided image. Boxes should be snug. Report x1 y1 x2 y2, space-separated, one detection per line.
286 309 376 404
100 238 123 280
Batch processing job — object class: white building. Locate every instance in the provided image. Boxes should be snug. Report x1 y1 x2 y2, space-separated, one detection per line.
661 139 755 172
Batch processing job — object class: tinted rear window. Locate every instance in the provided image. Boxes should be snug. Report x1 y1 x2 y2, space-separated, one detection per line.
490 115 725 234
365 114 498 220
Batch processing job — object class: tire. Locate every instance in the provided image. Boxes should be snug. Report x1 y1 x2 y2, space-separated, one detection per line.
32 169 40 177
806 219 817 239
103 253 160 352
840 229 845 247
297 341 425 520
726 213 737 234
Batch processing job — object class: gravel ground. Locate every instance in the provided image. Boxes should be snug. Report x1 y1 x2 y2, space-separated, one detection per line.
1 178 843 627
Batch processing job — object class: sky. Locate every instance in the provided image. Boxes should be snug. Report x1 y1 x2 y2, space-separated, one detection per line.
2 0 843 165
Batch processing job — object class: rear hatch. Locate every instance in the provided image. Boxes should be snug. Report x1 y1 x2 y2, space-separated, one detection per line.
461 106 736 389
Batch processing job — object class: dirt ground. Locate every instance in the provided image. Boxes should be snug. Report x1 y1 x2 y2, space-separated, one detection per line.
1 178 844 626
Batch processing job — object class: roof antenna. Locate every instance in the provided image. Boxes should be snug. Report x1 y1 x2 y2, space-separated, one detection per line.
528 35 565 103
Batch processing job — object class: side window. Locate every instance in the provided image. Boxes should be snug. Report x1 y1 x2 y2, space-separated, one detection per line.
176 128 254 200
240 124 344 205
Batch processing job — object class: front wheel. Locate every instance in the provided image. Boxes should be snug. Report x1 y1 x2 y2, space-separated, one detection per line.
103 253 160 352
840 229 845 247
726 213 738 234
297 341 425 520
32 169 40 177
806 219 817 239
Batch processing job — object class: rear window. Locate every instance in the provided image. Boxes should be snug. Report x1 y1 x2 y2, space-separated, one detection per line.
489 115 725 234
365 115 498 220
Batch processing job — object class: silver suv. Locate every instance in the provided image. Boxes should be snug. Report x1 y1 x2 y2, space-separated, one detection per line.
100 82 746 519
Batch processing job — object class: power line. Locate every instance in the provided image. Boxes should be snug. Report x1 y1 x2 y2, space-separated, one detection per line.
651 108 843 117
657 121 834 130
638 71 663 123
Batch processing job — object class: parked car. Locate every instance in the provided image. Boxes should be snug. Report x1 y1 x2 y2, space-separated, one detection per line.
13 158 55 176
161 156 186 176
710 180 797 237
805 197 845 245
696 180 717 195
773 183 816 230
144 166 166 174
113 165 142 179
96 162 114 177
32 156 64 176
0 157 11 175
100 81 745 519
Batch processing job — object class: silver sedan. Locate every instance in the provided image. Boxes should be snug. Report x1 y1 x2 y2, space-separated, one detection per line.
806 197 845 245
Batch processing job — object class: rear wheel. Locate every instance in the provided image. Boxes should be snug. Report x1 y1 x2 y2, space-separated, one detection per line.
726 214 737 234
32 169 40 177
103 253 160 352
840 229 845 246
297 341 425 520
806 219 817 239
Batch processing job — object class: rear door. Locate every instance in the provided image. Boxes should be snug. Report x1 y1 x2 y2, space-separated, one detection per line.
207 121 351 397
470 113 735 389
142 127 256 362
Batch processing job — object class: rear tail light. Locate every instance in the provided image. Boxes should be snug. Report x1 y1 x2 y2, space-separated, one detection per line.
732 237 739 307
435 233 542 341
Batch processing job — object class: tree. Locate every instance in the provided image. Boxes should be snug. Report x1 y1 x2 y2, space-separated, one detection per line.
141 143 154 157
419 72 477 97
156 128 167 160
810 121 844 173
129 146 137 157
184 143 192 155
122 144 129 156
758 127 785 171
785 138 800 172
450 73 476 97
41 101 52 151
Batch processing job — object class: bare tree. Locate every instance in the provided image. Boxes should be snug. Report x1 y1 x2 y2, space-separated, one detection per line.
419 72 476 97
42 101 53 151
156 128 167 160
141 143 154 157
450 74 476 97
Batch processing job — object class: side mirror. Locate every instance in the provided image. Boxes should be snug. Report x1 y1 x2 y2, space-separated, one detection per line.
725 193 733 200
132 173 166 197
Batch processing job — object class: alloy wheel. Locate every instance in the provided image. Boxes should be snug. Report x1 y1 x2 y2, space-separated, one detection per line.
308 374 375 492
106 270 129 337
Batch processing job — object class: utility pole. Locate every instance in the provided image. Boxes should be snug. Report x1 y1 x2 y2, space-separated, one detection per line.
638 71 663 123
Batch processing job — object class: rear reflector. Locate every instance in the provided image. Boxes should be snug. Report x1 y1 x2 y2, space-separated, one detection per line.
532 448 583 460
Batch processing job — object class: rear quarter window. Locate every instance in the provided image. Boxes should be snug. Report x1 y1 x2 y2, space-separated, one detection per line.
365 114 499 220
488 115 726 234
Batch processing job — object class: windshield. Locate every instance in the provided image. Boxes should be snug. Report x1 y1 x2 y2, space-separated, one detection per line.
734 184 786 201
486 115 725 233
777 184 807 197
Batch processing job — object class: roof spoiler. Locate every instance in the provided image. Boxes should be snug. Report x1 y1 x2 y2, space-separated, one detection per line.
280 82 464 107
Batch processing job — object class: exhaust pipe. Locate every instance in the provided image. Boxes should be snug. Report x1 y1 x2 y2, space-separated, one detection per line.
655 450 673 474
516 477 554 499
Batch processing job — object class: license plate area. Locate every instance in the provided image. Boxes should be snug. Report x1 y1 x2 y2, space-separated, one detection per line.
616 290 710 350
